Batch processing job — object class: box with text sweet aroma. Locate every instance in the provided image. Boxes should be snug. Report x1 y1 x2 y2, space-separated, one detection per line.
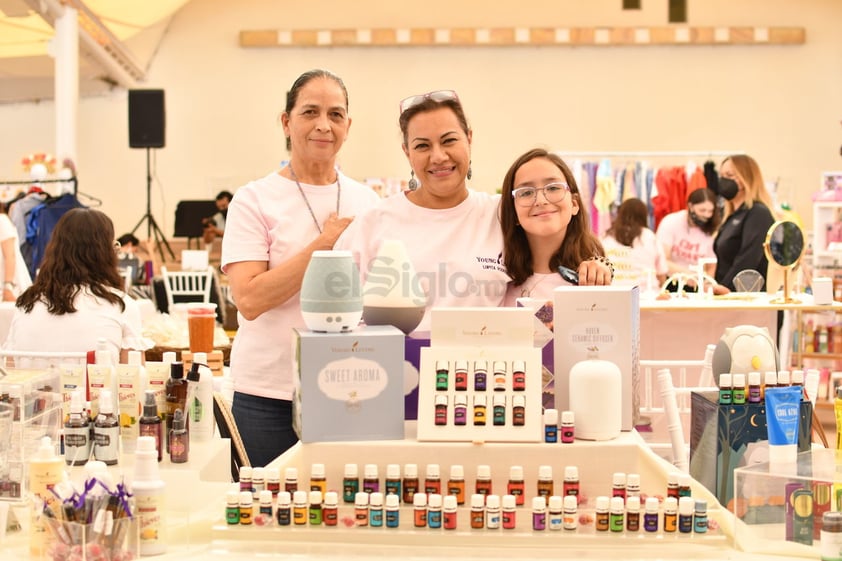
292 325 405 443
553 285 640 431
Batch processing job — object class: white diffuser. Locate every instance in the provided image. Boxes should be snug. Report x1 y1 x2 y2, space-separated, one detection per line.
300 250 363 332
568 358 622 440
362 239 426 335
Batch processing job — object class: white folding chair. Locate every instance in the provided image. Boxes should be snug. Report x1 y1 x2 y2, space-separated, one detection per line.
160 266 214 310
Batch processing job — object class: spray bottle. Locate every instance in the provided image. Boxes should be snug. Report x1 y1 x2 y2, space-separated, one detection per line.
133 435 166 555
64 390 91 466
139 390 163 461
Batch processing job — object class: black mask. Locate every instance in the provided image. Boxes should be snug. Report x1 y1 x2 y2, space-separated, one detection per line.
718 178 739 201
689 211 709 228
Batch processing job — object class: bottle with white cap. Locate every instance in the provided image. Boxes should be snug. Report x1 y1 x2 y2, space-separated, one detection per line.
186 352 214 442
29 436 64 556
64 390 91 466
93 389 120 465
133 435 166 555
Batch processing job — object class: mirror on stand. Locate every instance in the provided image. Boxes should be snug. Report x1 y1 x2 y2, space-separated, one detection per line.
763 220 805 304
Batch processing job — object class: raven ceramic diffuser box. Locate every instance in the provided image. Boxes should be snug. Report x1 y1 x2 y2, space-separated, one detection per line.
292 325 405 443
553 285 640 431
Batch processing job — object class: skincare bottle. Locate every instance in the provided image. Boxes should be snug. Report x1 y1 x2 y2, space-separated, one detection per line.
343 463 359 503
485 494 501 529
309 490 323 525
442 494 457 529
732 373 747 404
543 408 558 443
626 495 641 531
821 511 842 561
164 362 187 453
310 463 327 495
240 491 254 525
537 465 554 498
413 492 427 528
507 465 525 505
470 493 484 529
93 389 120 465
293 490 308 525
694 499 708 533
426 493 441 529
385 494 400 528
718 373 733 405
323 491 339 526
402 463 419 504
284 466 298 493
226 490 240 525
609 496 625 532
547 495 563 530
502 494 517 529
475 464 492 496
240 466 253 493
644 496 659 532
560 410 575 443
424 463 441 494
663 496 678 532
169 408 189 463
563 466 579 499
133 436 166 555
276 491 291 525
354 492 369 526
595 496 609 531
385 463 401 497
563 495 578 530
258 489 273 520
363 463 379 494
626 473 641 499
448 464 465 505
532 496 548 531
29 437 64 557
454 360 468 391
678 496 694 533
747 372 762 403
186 354 214 442
138 389 163 462
611 472 626 499
64 390 91 466
368 491 382 527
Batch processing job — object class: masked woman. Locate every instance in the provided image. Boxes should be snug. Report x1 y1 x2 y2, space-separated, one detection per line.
656 187 720 291
713 155 776 291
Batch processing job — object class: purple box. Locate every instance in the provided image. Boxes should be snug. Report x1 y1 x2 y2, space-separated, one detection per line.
403 332 430 420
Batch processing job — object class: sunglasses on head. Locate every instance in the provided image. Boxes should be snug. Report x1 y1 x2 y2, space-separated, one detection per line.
399 90 460 115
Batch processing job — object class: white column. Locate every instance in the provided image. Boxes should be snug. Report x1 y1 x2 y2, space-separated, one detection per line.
54 6 79 187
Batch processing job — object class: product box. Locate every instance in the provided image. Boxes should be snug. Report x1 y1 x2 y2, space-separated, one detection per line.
0 367 62 501
516 297 560 411
689 391 812 507
417 307 542 442
292 325 405 443
553 285 640 431
403 332 430 420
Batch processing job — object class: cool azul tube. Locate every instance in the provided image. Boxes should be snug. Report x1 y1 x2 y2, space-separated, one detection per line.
764 386 802 465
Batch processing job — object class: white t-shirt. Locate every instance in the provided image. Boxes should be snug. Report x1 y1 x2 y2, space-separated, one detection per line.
503 272 571 307
655 209 715 271
221 171 379 402
3 287 146 359
335 190 508 332
602 228 668 288
0 213 32 295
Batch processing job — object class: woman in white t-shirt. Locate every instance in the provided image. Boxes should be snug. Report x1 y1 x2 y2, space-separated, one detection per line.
336 90 510 332
601 198 668 290
0 203 31 301
500 149 612 306
655 187 720 291
221 69 380 467
4 208 147 361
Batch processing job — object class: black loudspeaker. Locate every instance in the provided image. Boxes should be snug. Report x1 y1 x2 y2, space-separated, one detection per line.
128 89 165 148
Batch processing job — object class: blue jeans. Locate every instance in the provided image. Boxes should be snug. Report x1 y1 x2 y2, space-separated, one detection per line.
232 392 299 467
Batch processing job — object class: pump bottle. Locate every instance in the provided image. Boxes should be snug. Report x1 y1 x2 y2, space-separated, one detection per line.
29 436 65 556
186 353 214 442
133 436 167 555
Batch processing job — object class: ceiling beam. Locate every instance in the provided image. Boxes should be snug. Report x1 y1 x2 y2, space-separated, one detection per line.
22 0 145 87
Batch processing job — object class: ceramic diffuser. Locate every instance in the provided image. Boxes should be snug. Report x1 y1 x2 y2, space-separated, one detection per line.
362 239 426 335
300 250 363 332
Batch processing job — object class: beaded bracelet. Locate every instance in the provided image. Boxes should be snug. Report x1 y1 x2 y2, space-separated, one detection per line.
588 255 615 282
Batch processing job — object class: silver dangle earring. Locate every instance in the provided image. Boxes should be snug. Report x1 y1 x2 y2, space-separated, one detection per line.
408 170 418 191
467 163 472 181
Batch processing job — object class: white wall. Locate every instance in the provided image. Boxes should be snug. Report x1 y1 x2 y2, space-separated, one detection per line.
0 0 840 237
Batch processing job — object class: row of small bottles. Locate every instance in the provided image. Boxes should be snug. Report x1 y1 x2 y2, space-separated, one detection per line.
434 360 527 392
718 369 804 405
798 319 842 354
227 489 708 534
238 463 698 510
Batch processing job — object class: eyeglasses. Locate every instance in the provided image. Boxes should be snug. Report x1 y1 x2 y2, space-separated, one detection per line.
511 182 570 206
399 90 460 115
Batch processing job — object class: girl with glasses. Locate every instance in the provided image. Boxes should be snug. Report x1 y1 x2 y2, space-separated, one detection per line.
499 148 611 306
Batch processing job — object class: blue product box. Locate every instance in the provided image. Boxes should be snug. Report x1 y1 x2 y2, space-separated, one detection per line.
293 325 405 442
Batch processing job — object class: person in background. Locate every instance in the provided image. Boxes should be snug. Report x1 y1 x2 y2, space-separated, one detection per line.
499 148 612 306
202 190 233 247
222 69 379 466
337 89 511 329
713 154 776 291
3 208 149 361
655 188 721 292
0 202 32 302
601 198 668 290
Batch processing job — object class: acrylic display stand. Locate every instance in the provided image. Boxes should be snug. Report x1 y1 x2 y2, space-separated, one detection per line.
210 423 734 556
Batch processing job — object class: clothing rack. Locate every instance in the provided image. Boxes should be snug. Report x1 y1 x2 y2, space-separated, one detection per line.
0 176 78 194
556 150 741 159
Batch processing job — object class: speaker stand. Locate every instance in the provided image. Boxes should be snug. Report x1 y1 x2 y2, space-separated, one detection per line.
131 148 175 264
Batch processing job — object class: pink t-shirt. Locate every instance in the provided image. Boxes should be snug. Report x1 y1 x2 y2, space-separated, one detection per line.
601 228 668 288
503 272 571 307
336 190 509 332
221 171 380 401
655 209 716 271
